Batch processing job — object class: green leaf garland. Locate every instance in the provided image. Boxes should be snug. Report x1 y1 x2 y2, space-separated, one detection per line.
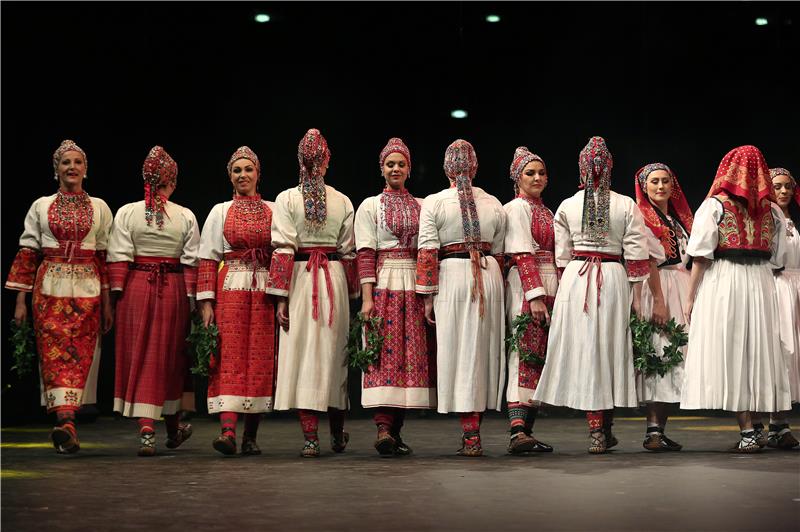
8 319 37 377
505 312 547 366
346 313 384 372
630 314 688 378
186 313 219 377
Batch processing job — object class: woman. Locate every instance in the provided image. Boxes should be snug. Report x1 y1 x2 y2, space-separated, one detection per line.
415 139 507 457
681 145 791 452
107 145 199 456
532 136 650 454
633 163 694 452
267 129 359 457
6 139 113 453
197 146 276 456
756 167 800 449
503 147 555 454
354 137 436 456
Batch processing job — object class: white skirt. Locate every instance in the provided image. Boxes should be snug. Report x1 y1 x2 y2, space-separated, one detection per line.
775 268 800 403
505 261 558 405
273 260 350 411
680 258 791 412
434 256 505 413
636 264 690 404
533 259 638 411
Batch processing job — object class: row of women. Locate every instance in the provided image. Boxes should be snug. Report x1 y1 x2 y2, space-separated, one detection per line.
7 133 799 457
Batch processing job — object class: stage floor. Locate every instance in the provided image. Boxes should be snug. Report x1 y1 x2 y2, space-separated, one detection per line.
2 413 798 531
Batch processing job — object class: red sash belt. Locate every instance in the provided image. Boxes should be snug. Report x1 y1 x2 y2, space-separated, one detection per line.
225 248 271 288
573 252 621 313
129 256 182 297
298 246 337 327
43 244 95 263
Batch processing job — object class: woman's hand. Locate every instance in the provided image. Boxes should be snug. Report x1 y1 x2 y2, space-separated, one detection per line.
360 298 375 320
276 297 290 331
684 298 694 326
199 300 215 328
14 292 27 325
651 296 668 327
423 295 435 326
529 297 550 326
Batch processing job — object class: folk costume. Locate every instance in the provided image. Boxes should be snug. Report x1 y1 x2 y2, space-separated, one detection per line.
267 129 360 457
681 146 791 453
107 146 199 456
503 147 555 454
6 140 113 453
355 138 436 455
197 146 277 456
415 139 507 457
634 163 694 452
532 136 650 453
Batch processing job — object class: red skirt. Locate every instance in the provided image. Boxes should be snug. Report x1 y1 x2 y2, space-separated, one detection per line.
113 259 190 418
207 258 276 413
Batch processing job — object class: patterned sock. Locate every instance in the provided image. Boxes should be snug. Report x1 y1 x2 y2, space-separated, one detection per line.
328 407 345 436
163 414 179 438
374 408 394 431
524 406 538 435
586 411 604 432
508 402 528 434
55 408 77 435
244 414 261 439
298 410 319 442
460 412 481 433
220 412 237 438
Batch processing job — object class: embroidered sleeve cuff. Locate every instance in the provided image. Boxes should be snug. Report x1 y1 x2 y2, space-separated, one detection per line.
515 254 543 294
106 261 129 291
415 248 439 294
6 248 41 292
196 291 215 301
357 248 377 285
197 259 218 300
524 287 547 302
341 258 361 299
183 266 198 298
266 251 294 296
626 258 650 281
94 250 109 290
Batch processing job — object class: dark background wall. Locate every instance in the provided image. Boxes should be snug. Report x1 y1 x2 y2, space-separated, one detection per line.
2 2 798 422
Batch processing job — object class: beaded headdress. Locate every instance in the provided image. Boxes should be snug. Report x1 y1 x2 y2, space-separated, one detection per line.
298 128 330 232
509 146 545 196
379 137 411 175
378 137 418 247
770 167 799 207
227 146 260 176
52 139 87 179
142 145 178 229
578 136 612 244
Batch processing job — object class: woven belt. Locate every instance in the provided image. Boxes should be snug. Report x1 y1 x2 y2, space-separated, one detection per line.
129 260 183 297
296 252 340 262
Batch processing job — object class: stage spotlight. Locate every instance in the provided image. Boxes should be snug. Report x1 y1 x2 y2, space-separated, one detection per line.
755 17 768 26
255 13 271 23
450 109 468 119
486 14 501 23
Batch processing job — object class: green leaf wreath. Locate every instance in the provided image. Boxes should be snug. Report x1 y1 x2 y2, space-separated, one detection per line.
186 313 219 377
505 312 547 366
8 319 37 377
346 313 384 372
630 314 688 378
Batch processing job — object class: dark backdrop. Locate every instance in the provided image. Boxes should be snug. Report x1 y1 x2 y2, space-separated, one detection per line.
2 1 798 422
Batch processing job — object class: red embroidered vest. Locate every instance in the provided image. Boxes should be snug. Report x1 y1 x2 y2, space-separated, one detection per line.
715 196 773 259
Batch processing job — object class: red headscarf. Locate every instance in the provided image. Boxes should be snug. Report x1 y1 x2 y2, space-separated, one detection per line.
706 145 772 216
634 163 694 258
142 145 178 229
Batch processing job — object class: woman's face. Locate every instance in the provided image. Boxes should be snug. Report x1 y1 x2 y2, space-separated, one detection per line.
229 158 259 196
518 160 547 198
645 169 673 207
772 174 795 209
383 153 409 190
57 150 86 189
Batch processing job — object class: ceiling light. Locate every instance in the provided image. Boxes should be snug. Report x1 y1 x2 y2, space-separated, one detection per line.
486 14 501 23
755 17 768 26
255 13 271 23
450 109 468 119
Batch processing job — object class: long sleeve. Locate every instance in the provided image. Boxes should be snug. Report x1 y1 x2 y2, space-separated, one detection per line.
197 204 225 301
355 196 378 285
622 198 650 281
553 201 573 270
181 208 201 297
769 203 788 270
6 199 44 292
491 201 507 271
504 200 544 301
415 194 440 295
106 204 135 291
642 220 667 264
93 199 113 290
266 189 298 297
686 198 722 261
337 194 359 298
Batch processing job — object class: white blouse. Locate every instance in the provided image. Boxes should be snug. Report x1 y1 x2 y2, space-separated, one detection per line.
18 194 112 252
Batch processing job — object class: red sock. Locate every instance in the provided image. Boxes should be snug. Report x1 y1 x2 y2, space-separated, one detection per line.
374 408 395 430
460 412 481 433
163 414 180 437
138 417 155 434
328 407 345 435
586 411 604 431
299 410 319 441
55 408 77 434
244 413 261 438
220 412 237 437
